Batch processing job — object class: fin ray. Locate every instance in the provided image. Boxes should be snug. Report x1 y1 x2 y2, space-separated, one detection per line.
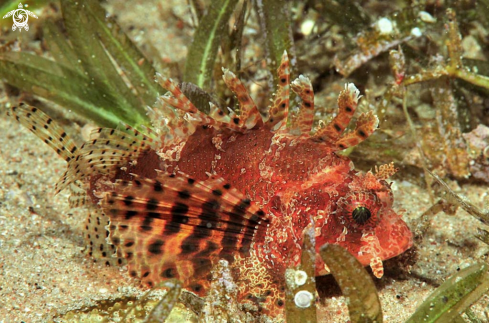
312 83 361 143
267 51 291 130
100 173 268 294
290 75 315 134
222 68 262 130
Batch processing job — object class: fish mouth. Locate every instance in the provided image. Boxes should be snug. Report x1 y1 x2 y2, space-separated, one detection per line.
314 210 413 277
348 210 413 277
377 210 413 259
355 209 413 277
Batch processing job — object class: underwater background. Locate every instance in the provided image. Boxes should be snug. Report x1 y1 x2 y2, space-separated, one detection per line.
1 0 489 322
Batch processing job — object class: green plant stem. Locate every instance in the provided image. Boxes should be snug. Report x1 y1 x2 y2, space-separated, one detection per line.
184 0 239 90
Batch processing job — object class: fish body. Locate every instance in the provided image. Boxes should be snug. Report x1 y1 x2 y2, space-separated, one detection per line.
10 52 412 317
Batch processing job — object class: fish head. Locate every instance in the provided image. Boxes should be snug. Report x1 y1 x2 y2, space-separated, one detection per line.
315 167 413 278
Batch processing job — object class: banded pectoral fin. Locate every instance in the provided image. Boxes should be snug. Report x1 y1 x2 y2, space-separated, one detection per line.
99 172 269 296
8 104 85 197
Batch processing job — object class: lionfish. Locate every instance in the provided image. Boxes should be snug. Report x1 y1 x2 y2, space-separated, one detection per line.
10 52 413 319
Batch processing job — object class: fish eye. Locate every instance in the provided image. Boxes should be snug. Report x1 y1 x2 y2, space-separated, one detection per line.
352 206 371 225
336 190 382 230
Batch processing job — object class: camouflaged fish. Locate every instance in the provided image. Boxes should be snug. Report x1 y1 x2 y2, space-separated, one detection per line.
9 52 413 318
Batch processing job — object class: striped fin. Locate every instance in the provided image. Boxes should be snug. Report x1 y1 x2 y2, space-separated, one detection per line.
221 68 262 130
267 51 291 131
156 94 196 139
334 110 379 150
207 102 244 132
290 75 315 134
56 125 156 193
8 104 87 195
9 104 78 163
156 74 218 127
68 182 89 208
90 124 156 156
312 83 361 144
84 206 127 267
209 102 232 124
100 172 269 294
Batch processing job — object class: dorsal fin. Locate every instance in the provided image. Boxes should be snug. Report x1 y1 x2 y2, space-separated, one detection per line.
99 172 269 294
221 68 262 130
267 51 291 131
334 110 379 150
290 75 315 134
312 83 360 143
156 74 219 127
